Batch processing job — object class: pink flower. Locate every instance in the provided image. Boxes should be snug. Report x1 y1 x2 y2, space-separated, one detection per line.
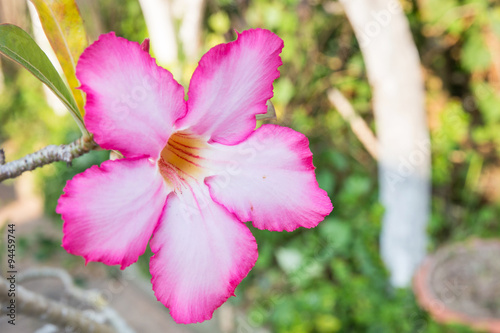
57 29 333 324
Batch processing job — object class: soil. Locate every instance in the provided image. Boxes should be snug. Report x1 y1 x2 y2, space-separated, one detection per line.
428 239 500 319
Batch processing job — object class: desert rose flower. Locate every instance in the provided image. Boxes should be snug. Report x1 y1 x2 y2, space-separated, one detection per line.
57 29 333 324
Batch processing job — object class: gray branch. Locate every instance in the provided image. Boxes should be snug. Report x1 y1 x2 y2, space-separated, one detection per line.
0 276 115 333
328 88 378 159
0 137 98 182
18 268 135 333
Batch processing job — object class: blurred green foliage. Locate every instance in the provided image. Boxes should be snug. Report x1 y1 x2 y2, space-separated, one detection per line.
2 0 500 332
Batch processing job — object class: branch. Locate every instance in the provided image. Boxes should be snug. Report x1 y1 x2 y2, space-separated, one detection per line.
18 268 135 333
0 137 98 182
328 88 379 159
18 268 99 307
0 276 115 332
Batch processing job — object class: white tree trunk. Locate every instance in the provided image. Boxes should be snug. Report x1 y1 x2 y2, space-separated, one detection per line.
173 0 205 63
138 0 178 66
339 0 431 287
138 0 205 79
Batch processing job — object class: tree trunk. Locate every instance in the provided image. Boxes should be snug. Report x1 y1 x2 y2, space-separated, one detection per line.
137 0 178 67
137 0 205 83
173 0 205 63
339 0 431 287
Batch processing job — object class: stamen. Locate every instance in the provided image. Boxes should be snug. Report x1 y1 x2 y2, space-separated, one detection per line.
158 132 207 189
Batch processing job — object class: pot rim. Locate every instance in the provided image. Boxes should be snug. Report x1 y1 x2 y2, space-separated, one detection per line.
413 238 500 333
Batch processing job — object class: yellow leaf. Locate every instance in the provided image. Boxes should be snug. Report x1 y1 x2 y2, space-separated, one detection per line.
30 0 88 116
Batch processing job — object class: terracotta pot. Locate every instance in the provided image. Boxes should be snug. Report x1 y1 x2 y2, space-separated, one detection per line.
414 238 500 333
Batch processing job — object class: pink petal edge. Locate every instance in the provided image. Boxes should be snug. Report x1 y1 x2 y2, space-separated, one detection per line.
77 32 186 158
205 124 333 232
149 184 258 323
57 157 170 269
176 29 284 145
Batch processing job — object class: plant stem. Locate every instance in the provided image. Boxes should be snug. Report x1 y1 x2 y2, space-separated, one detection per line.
0 136 98 182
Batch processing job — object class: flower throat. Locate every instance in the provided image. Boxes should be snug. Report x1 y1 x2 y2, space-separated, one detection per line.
158 132 206 188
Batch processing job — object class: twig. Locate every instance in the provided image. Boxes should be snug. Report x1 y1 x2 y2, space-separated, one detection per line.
18 268 99 307
17 267 135 333
0 136 98 182
18 267 73 286
328 88 379 159
0 276 115 332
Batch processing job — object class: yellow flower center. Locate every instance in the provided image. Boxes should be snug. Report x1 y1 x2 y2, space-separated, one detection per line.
158 132 207 188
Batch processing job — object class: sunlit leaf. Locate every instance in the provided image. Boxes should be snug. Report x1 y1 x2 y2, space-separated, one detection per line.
0 24 85 133
30 0 88 116
256 100 277 120
461 32 491 72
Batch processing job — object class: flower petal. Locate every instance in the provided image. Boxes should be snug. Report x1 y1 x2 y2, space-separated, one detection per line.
205 124 333 232
176 29 284 145
77 32 186 158
150 184 257 324
57 158 169 269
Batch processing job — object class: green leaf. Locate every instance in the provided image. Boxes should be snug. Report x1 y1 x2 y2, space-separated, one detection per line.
0 24 86 134
461 31 491 72
30 0 88 116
